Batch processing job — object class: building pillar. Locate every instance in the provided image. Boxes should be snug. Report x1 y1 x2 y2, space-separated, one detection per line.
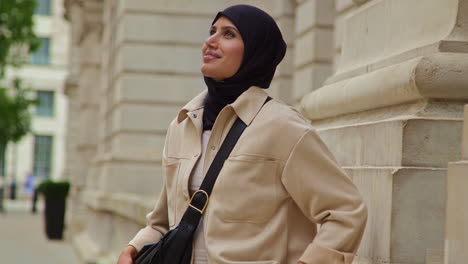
292 0 335 103
445 105 468 264
63 0 85 236
299 0 468 263
63 0 104 262
263 0 296 104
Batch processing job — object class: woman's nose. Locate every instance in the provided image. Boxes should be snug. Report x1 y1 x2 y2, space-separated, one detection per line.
205 34 218 48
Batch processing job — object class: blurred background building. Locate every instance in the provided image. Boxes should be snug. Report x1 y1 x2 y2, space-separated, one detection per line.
61 0 468 263
1 0 69 197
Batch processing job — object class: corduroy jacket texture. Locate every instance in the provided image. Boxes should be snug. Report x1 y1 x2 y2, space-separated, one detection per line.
129 87 367 264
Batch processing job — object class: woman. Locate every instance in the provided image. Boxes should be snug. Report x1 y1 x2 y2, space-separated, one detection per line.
118 5 367 264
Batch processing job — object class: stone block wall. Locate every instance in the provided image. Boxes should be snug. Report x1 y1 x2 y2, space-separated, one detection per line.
300 0 468 263
63 0 468 263
445 105 468 264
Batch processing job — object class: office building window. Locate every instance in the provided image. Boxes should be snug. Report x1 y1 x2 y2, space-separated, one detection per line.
35 0 52 15
33 135 53 179
36 91 54 117
31 37 50 65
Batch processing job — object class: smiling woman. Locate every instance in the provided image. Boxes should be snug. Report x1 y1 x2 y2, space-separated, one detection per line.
201 16 244 81
117 4 367 264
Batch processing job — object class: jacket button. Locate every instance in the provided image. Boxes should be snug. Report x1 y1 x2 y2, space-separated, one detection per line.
211 146 216 151
192 113 197 118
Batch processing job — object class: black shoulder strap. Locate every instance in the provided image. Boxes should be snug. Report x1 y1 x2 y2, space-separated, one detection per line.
181 96 272 222
199 117 246 195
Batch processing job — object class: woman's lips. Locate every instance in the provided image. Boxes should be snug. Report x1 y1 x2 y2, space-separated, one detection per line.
203 51 221 63
203 55 219 62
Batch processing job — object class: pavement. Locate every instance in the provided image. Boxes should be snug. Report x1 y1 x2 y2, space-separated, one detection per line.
0 199 81 264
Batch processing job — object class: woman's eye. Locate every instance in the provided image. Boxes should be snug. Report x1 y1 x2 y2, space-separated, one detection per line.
209 29 216 36
225 31 235 38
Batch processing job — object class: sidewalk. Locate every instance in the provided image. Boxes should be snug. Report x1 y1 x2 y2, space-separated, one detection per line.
0 199 81 264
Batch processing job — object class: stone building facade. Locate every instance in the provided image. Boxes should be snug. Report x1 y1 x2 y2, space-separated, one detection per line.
63 0 468 263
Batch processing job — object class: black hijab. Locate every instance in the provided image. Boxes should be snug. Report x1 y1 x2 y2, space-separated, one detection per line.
202 5 287 130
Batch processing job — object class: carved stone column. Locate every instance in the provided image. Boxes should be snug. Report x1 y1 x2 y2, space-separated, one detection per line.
445 105 468 264
63 0 86 237
299 1 468 263
63 0 104 262
293 0 335 103
267 0 296 104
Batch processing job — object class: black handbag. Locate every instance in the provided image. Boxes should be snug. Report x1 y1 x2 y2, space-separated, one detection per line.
134 117 249 264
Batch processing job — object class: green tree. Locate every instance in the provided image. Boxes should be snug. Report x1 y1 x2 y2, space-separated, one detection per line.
0 0 39 176
0 79 36 173
0 0 40 77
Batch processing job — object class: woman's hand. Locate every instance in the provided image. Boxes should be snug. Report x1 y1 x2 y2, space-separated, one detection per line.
117 245 137 264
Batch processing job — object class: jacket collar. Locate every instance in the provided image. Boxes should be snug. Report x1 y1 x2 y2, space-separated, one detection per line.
177 86 269 126
177 90 206 123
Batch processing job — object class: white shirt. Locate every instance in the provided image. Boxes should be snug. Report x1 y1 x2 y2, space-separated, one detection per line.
189 130 211 264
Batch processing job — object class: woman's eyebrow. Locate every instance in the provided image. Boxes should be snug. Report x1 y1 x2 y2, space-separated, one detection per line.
211 25 240 34
221 26 240 34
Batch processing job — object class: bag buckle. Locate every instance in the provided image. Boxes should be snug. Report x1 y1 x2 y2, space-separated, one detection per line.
189 190 209 214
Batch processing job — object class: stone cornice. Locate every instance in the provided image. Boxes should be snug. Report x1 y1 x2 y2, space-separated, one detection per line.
300 53 468 121
64 0 103 44
63 0 84 21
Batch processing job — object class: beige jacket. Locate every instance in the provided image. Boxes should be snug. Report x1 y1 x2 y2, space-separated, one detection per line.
129 87 367 264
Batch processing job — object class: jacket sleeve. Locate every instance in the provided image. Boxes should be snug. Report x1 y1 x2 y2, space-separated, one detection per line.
128 127 172 251
281 128 367 264
128 184 170 251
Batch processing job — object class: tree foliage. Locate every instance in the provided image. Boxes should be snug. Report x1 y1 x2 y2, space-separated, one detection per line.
0 0 40 77
0 1 39 177
0 79 35 145
0 78 36 177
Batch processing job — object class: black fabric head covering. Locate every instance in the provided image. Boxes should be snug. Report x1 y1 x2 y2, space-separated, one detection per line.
202 4 287 130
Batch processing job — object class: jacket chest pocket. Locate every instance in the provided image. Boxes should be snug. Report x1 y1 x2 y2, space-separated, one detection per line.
213 157 280 223
164 160 181 228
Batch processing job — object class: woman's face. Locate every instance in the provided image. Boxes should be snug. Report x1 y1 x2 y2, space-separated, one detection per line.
201 16 244 81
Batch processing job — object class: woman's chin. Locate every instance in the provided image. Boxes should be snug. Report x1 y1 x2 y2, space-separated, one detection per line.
201 66 209 76
201 69 218 80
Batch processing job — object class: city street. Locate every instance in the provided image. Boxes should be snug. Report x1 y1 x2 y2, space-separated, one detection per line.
0 199 81 264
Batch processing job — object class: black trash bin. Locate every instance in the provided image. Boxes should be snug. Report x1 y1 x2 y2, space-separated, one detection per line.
37 180 70 240
44 199 66 239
